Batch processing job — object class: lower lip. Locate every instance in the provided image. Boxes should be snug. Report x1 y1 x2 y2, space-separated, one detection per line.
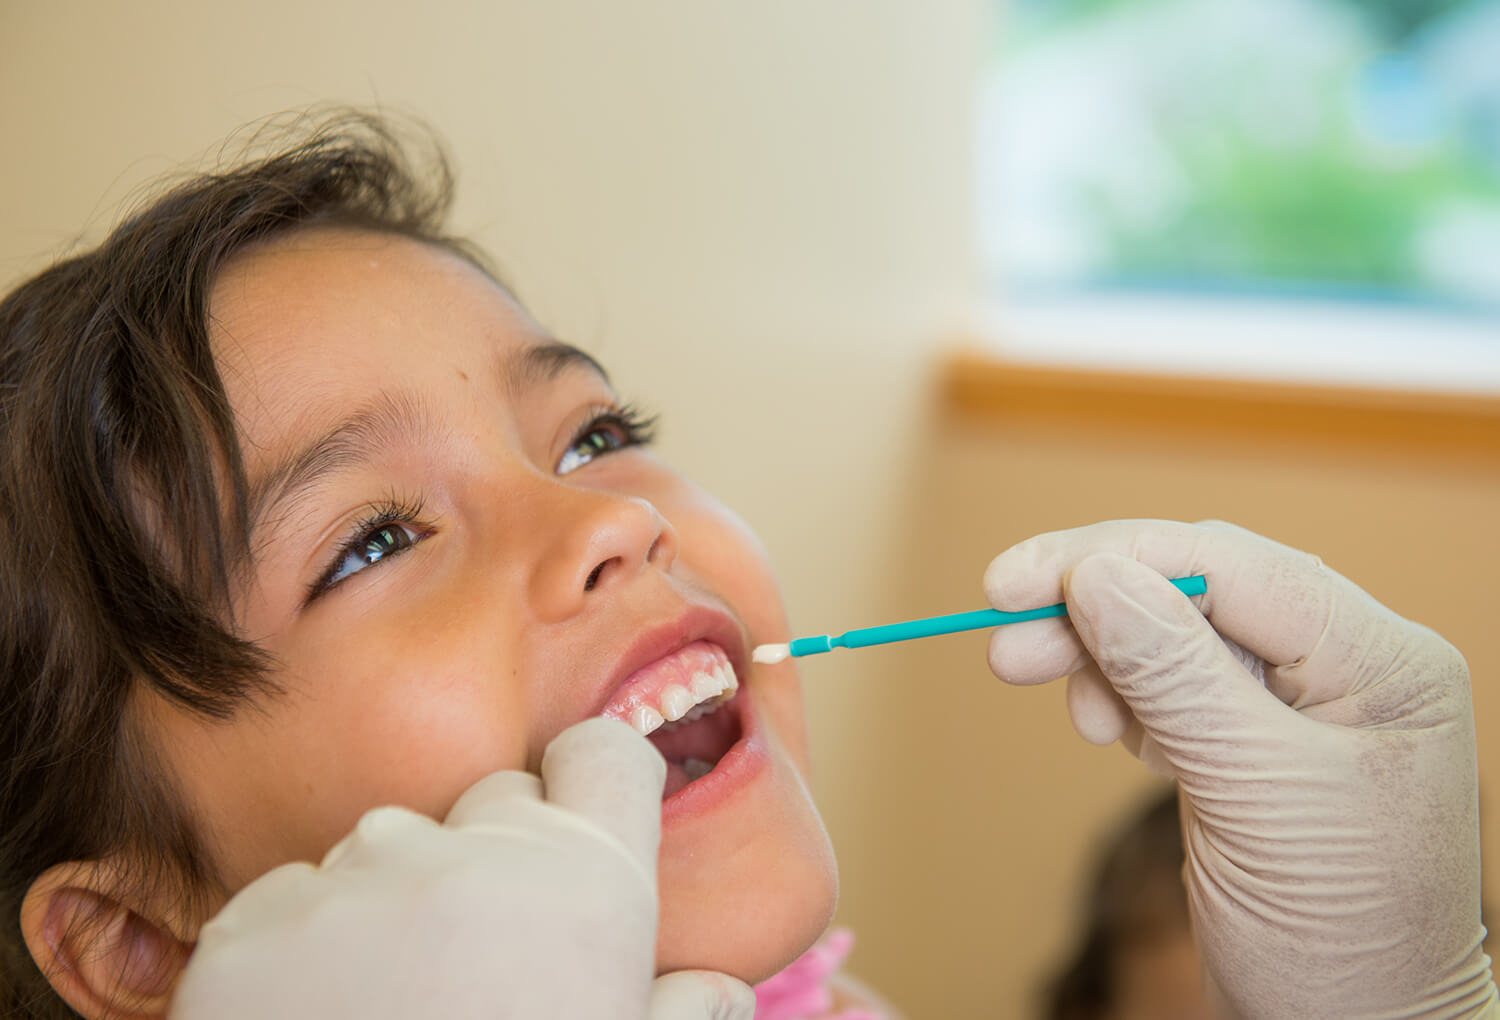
659 691 768 825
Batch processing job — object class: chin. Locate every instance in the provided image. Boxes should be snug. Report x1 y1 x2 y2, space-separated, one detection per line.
654 798 839 983
655 869 839 984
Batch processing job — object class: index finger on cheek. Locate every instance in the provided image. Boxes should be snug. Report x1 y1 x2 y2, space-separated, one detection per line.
541 717 666 873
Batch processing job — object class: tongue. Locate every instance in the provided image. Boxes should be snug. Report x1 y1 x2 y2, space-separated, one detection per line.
662 761 694 799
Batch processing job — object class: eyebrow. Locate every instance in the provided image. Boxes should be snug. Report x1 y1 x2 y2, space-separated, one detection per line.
508 340 611 396
245 340 610 539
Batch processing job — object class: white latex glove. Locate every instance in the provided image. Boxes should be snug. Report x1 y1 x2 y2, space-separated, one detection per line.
984 520 1497 1020
168 717 755 1020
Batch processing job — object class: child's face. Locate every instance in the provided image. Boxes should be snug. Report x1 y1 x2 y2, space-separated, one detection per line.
147 228 836 981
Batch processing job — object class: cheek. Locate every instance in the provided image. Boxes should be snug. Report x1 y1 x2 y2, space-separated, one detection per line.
663 487 817 764
179 616 535 889
669 487 787 630
290 615 534 802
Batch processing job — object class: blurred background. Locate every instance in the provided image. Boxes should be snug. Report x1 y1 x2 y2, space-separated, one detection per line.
2 1 1497 1016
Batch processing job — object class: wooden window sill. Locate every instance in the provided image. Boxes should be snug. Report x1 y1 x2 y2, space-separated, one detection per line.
940 348 1500 459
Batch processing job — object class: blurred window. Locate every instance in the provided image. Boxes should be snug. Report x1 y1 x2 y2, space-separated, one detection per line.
977 0 1500 390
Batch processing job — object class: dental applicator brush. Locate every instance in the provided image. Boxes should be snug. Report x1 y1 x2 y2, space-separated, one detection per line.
751 575 1208 663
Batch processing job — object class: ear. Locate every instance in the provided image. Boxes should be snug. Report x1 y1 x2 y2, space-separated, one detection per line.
20 860 194 1020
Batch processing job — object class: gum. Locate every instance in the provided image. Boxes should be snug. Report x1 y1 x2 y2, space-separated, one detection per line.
599 640 735 724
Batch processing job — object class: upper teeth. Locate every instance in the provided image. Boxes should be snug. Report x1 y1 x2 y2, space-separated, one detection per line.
629 663 738 736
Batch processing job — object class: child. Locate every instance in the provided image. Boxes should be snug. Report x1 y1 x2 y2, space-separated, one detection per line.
0 113 881 1018
7 109 1492 1020
1043 787 1213 1020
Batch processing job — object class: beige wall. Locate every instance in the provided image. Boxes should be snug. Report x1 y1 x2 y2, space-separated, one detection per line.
4 4 1497 1018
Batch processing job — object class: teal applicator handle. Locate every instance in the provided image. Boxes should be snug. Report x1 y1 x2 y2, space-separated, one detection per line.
785 575 1208 657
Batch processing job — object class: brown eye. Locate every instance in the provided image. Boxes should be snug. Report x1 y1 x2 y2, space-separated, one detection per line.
555 407 657 476
312 518 425 598
557 424 628 475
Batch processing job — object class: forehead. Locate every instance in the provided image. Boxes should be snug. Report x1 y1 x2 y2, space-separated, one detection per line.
209 226 535 373
208 228 536 452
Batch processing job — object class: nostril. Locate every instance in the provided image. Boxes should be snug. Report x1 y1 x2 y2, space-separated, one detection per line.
584 562 607 592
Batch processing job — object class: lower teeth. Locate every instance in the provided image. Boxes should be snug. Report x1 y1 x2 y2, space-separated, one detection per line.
681 757 714 781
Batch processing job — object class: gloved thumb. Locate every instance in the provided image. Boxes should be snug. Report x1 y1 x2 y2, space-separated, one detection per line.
649 970 757 1020
1065 553 1298 775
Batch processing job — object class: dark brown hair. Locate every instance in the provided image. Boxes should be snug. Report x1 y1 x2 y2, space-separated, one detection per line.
1042 786 1189 1020
0 112 484 1018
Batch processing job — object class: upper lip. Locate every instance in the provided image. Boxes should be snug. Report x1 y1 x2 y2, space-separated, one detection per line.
588 603 750 719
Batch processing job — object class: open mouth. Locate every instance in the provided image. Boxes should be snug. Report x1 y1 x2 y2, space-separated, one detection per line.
649 691 744 798
601 640 746 799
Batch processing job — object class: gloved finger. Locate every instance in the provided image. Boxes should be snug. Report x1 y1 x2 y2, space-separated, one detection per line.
987 616 1090 686
1065 553 1307 772
649 970 757 1020
985 519 1399 708
983 519 1202 687
330 801 573 880
1056 634 1273 750
443 770 544 828
541 717 666 874
194 861 322 938
321 804 443 872
1105 633 1268 775
984 518 1201 610
1065 664 1132 746
1119 718 1173 777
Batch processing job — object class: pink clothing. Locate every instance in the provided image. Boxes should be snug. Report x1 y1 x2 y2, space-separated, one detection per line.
752 929 883 1020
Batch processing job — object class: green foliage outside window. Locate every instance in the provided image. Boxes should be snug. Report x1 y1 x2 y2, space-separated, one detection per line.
984 0 1500 310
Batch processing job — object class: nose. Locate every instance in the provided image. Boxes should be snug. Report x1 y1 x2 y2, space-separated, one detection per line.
529 487 678 622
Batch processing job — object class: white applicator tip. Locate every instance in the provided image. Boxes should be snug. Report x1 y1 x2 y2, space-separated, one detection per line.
751 643 790 665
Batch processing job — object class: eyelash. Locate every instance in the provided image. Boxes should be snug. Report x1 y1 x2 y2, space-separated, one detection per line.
556 403 658 476
305 403 656 603
306 495 432 603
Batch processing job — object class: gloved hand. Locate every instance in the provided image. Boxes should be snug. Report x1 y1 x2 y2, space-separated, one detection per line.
984 520 1497 1019
168 717 755 1020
